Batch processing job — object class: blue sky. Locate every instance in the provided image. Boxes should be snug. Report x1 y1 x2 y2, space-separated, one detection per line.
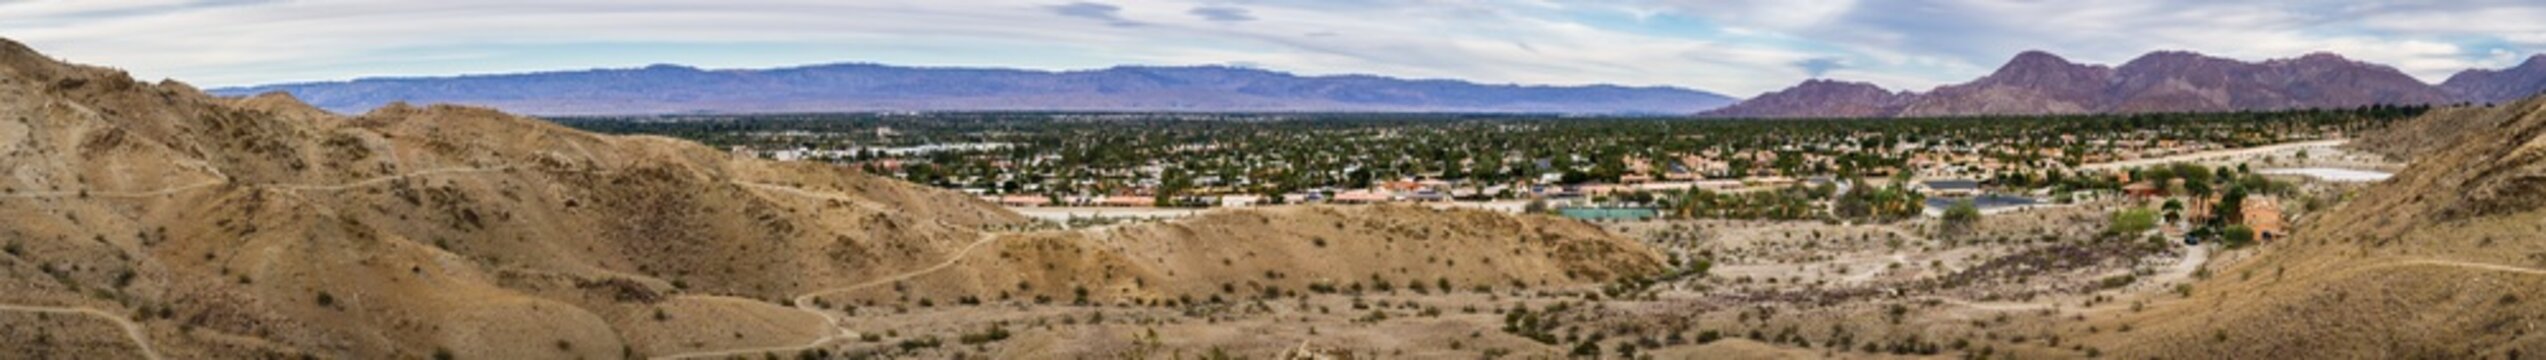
3 0 2542 96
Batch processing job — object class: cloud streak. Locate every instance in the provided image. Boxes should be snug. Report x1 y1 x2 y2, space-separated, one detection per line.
1188 5 1254 22
1048 2 1143 27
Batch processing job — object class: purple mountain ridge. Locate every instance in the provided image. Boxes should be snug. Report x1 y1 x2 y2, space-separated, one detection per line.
1707 50 2511 119
210 63 1736 116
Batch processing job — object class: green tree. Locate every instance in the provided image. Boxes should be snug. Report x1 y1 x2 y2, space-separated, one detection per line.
2161 199 2186 223
2214 187 2249 226
2109 208 2159 237
2221 225 2257 248
1941 199 1981 236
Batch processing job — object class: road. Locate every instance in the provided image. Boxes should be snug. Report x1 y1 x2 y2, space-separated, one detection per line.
0 303 163 360
2077 139 2347 171
1 179 225 199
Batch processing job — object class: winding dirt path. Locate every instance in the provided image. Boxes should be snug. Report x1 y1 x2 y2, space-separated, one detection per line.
651 181 1064 360
648 231 1012 360
653 184 1154 360
1 179 225 199
731 182 892 213
0 166 523 360
2149 245 2211 285
0 304 163 360
2382 259 2546 276
269 166 519 191
4 165 517 198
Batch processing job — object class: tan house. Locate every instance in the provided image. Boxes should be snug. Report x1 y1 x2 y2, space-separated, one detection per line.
2242 197 2285 241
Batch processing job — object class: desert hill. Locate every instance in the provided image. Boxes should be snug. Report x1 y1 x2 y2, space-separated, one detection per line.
2091 95 2546 358
0 38 1660 359
2348 102 2524 162
1693 79 1915 119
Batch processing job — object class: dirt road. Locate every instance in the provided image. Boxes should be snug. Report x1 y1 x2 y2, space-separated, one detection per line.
0 303 162 360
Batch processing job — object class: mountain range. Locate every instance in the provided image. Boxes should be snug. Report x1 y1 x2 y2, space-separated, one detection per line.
2442 54 2546 104
1707 51 2546 118
208 64 1737 116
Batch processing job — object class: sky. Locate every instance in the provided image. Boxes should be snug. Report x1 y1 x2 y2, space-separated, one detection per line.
2 0 2543 96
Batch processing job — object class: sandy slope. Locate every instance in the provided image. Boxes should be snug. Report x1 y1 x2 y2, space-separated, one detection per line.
0 38 1664 358
2092 96 2546 358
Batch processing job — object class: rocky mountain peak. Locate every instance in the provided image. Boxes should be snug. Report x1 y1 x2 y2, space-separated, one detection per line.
1698 79 1911 118
1716 49 2469 118
1999 51 2084 71
2442 54 2546 103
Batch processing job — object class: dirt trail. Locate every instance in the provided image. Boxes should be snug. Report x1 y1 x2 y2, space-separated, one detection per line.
270 166 519 191
1928 297 2059 312
0 166 535 360
732 182 892 213
2381 259 2546 276
5 166 518 199
0 303 163 360
651 190 1048 360
2149 245 2210 285
2 179 224 199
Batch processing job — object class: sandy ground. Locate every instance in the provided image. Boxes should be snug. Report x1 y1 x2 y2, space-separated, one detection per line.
2256 168 2394 182
2078 139 2350 171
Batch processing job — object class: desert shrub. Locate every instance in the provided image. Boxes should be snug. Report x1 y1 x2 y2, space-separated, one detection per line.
1941 200 1981 235
2107 208 2158 237
2221 225 2256 248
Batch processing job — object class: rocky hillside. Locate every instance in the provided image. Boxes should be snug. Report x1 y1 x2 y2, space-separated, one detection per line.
1708 51 2460 118
1895 51 2114 117
2095 96 2546 358
1695 79 1914 119
2348 104 2521 161
0 38 1662 359
2442 55 2546 105
209 64 1736 116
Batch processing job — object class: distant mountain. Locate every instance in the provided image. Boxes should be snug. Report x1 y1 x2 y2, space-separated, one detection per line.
1895 51 2113 117
1707 50 2462 118
1698 79 1913 119
209 64 1736 115
2441 55 2546 104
